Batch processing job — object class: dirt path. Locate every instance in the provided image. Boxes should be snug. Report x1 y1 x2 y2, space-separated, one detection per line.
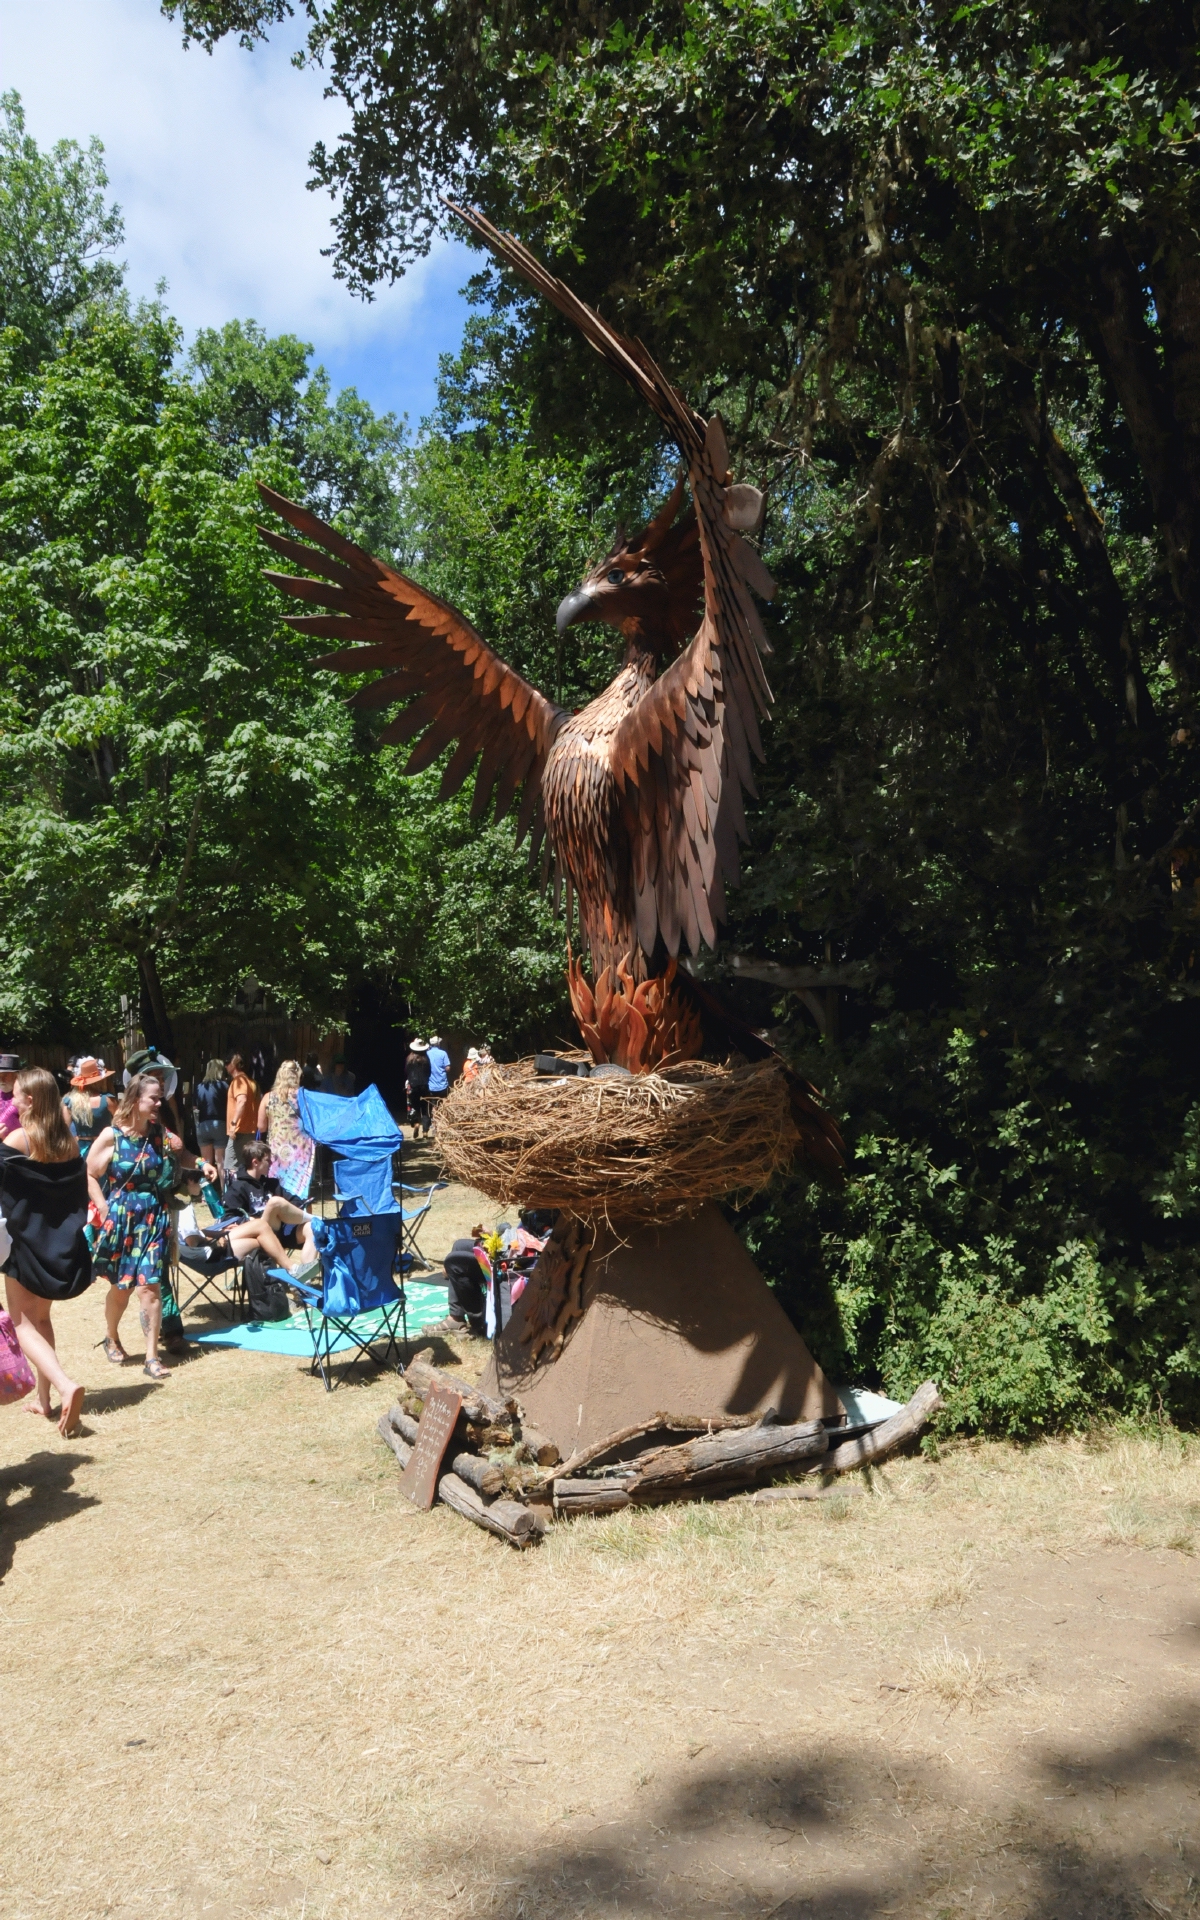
1 1196 1197 1920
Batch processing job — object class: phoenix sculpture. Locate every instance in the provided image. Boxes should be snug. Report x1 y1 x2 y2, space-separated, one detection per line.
259 206 843 1171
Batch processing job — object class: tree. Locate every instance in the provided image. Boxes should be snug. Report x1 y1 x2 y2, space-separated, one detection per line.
0 103 578 1058
160 1 1200 1430
0 91 124 362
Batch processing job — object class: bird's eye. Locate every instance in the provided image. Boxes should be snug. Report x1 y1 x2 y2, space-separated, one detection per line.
606 570 624 586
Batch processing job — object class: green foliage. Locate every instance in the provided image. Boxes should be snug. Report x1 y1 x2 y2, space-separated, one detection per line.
0 91 124 363
0 98 574 1057
186 319 408 550
93 13 1200 1423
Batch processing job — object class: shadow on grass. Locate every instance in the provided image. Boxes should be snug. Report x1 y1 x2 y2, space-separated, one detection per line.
0 1447 97 1583
483 1686 1200 1920
81 1378 165 1415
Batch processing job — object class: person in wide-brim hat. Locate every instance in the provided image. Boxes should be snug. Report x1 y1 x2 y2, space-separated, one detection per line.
70 1057 114 1090
122 1046 178 1099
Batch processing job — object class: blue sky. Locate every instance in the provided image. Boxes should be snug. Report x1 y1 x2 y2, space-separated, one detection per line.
0 0 473 426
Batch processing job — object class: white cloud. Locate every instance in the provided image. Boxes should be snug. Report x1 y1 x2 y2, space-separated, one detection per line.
0 0 471 415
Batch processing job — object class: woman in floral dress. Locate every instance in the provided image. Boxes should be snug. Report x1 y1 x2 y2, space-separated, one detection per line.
256 1059 315 1204
86 1072 217 1379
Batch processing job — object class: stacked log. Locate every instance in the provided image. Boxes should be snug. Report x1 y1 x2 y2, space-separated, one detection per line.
377 1366 944 1547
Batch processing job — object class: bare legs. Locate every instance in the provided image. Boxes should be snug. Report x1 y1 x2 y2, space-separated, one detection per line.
227 1198 316 1272
5 1274 84 1436
105 1281 165 1372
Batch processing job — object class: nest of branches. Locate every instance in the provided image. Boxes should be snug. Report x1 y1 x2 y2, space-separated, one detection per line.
434 1057 799 1226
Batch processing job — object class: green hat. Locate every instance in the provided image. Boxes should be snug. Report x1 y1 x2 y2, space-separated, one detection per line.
123 1045 178 1098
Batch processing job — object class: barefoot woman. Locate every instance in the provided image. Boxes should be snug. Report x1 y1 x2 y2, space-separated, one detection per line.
87 1072 217 1379
0 1067 93 1436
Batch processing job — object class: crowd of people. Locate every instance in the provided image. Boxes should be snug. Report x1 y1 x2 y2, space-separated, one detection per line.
0 1030 494 1436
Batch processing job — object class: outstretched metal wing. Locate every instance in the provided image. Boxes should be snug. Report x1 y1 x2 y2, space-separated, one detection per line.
446 202 776 962
256 483 569 841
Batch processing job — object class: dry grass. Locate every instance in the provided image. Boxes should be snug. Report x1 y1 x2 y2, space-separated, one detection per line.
1 1254 1198 1919
434 1055 797 1222
909 1639 1013 1712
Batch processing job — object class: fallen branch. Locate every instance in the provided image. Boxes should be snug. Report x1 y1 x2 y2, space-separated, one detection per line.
437 1472 539 1548
550 1417 829 1513
823 1381 943 1475
556 1408 768 1480
632 1418 828 1494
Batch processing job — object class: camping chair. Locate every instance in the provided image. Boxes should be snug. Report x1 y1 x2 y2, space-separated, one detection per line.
173 1178 248 1323
272 1209 408 1390
393 1180 447 1272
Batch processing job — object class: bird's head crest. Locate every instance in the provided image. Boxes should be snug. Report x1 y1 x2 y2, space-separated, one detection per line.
556 479 704 657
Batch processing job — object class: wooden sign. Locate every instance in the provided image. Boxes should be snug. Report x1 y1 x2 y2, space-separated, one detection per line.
398 1382 463 1511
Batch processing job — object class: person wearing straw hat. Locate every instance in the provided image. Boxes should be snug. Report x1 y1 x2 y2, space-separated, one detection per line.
63 1057 116 1156
405 1039 431 1137
0 1051 21 1140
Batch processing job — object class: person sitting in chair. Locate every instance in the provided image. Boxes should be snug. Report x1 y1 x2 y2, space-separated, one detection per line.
220 1143 319 1271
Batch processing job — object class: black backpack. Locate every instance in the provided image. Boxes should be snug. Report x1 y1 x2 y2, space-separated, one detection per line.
242 1248 291 1320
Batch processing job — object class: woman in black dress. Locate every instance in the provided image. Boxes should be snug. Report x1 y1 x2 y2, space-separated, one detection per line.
0 1067 93 1435
405 1041 432 1138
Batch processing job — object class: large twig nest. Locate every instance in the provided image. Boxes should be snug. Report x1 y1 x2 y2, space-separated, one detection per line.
434 1057 798 1226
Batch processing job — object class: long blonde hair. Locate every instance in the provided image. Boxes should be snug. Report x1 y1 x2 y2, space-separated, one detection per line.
272 1059 301 1101
65 1088 94 1128
13 1067 77 1163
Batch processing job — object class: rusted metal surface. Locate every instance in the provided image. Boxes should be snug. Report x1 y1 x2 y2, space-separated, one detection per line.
257 216 844 1170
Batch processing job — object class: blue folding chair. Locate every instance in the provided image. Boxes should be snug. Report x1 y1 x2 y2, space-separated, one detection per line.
272 1084 412 1389
277 1212 409 1390
393 1180 448 1272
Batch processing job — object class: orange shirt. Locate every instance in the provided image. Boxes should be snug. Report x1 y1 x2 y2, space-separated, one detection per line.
226 1071 258 1135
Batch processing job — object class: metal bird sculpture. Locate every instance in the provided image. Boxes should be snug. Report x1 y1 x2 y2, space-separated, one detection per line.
258 206 843 1171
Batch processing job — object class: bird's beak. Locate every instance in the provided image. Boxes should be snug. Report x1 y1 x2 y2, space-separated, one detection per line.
556 586 599 635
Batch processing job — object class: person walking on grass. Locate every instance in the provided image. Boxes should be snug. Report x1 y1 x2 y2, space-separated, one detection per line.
0 1067 93 1436
87 1072 218 1380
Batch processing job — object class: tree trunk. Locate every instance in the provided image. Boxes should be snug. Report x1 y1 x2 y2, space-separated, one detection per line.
137 948 175 1057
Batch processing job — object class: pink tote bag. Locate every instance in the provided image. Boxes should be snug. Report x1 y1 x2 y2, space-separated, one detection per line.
0 1309 35 1404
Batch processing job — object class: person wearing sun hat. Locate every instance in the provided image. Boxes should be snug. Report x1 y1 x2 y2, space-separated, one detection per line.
405 1039 431 1137
63 1057 116 1156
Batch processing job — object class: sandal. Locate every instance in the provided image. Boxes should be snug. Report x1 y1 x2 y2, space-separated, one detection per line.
103 1338 127 1366
142 1357 171 1380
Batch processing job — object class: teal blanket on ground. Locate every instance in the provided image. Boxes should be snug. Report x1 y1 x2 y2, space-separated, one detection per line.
185 1280 448 1356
